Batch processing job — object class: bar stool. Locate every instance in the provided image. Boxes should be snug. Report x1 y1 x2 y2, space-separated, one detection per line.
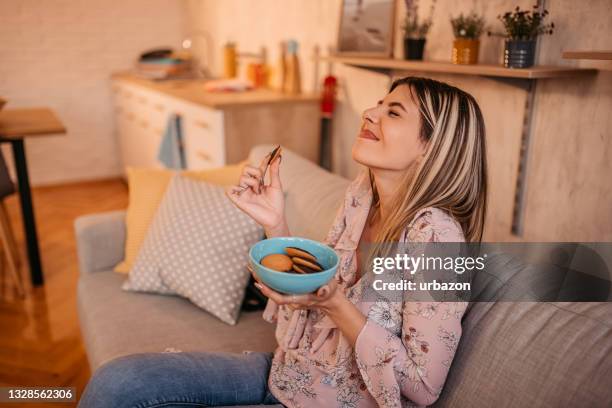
0 151 24 296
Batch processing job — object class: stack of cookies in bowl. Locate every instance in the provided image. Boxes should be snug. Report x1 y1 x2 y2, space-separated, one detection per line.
260 247 323 274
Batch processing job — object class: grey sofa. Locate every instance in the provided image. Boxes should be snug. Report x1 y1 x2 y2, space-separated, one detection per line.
76 145 612 407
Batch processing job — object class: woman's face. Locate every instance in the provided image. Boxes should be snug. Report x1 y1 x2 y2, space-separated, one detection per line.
352 84 427 171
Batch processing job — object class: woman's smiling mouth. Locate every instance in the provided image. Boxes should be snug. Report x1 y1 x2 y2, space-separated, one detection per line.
359 128 380 141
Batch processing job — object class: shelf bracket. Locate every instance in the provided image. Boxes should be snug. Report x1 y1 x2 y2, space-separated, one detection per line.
511 79 538 236
511 0 546 236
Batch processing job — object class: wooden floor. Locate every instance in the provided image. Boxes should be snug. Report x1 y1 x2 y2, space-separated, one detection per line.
0 178 128 407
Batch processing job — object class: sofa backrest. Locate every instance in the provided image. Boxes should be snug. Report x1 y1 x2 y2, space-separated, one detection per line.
435 301 612 407
248 144 350 241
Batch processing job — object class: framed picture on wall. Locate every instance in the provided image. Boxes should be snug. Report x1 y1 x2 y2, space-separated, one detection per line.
336 0 396 57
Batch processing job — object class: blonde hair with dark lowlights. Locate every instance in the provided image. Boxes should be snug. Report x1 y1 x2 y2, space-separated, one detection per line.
368 77 488 252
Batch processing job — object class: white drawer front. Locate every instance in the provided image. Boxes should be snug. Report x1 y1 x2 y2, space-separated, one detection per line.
113 81 167 170
114 82 140 112
117 108 145 169
180 106 225 170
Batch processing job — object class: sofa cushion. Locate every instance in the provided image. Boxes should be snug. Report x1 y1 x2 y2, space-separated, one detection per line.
123 175 263 325
115 161 249 274
78 271 276 371
435 302 612 407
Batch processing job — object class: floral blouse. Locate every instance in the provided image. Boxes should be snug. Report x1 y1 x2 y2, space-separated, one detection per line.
263 169 467 408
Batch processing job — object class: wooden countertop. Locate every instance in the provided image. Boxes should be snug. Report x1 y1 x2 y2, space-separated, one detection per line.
111 72 319 109
0 108 66 139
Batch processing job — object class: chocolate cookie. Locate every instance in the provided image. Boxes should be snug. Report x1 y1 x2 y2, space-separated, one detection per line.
291 256 323 272
292 263 318 274
285 246 318 263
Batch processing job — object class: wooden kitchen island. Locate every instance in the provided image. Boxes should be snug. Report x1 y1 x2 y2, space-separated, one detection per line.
111 73 321 172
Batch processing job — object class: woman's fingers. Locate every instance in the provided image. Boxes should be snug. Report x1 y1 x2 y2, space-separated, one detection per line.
247 266 311 308
246 263 263 285
243 165 263 181
226 187 258 214
225 186 244 204
316 284 330 298
228 164 263 198
254 282 284 303
259 153 271 172
238 175 261 194
226 185 241 195
269 154 282 189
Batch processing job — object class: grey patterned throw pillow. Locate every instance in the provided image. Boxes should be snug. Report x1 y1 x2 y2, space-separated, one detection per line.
122 174 263 325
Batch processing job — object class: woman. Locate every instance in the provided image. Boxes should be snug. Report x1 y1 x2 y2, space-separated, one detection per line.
79 76 487 408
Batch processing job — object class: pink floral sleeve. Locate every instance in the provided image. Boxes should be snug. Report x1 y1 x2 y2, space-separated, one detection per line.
354 208 468 407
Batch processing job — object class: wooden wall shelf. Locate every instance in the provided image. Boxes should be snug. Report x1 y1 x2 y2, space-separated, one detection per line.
317 56 597 80
562 50 612 60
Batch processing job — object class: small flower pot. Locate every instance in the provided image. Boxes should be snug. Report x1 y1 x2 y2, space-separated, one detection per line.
452 38 480 65
404 38 426 60
504 39 536 68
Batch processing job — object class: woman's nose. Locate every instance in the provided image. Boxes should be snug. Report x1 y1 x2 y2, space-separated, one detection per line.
362 107 378 123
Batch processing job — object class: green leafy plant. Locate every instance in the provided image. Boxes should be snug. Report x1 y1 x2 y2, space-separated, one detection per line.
450 12 486 39
402 0 437 39
488 4 554 40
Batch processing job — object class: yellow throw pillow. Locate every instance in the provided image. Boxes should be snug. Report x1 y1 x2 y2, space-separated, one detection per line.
114 160 248 273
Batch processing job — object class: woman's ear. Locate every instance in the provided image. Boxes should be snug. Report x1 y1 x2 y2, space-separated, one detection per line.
417 139 429 161
416 152 425 165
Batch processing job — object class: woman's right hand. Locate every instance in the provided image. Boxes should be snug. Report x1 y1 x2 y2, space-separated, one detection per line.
225 153 288 237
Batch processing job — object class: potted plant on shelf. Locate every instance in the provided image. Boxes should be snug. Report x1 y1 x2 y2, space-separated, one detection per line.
450 12 485 65
401 0 437 60
489 4 554 68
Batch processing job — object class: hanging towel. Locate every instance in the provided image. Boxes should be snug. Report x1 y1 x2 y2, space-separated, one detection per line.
157 113 186 169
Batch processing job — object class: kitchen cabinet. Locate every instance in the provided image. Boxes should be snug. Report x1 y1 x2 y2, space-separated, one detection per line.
111 73 321 174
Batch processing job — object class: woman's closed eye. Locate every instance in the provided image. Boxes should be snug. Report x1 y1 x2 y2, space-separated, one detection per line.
388 110 400 117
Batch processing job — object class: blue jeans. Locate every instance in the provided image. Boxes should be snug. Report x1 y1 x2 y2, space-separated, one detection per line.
78 351 282 408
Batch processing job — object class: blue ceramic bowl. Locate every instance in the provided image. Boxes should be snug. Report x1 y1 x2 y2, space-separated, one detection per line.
249 237 339 295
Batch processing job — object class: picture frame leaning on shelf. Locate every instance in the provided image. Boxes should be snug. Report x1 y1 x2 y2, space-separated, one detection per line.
336 0 396 58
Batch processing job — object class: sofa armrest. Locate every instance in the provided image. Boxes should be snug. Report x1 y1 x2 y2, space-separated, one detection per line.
74 210 126 275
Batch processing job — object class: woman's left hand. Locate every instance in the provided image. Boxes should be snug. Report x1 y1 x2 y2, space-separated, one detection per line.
248 264 366 347
249 265 341 313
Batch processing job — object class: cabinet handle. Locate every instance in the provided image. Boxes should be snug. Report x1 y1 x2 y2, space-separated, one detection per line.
197 150 214 162
154 103 165 111
194 120 210 129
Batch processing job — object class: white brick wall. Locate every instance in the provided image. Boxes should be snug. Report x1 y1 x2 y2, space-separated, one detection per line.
0 0 186 186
